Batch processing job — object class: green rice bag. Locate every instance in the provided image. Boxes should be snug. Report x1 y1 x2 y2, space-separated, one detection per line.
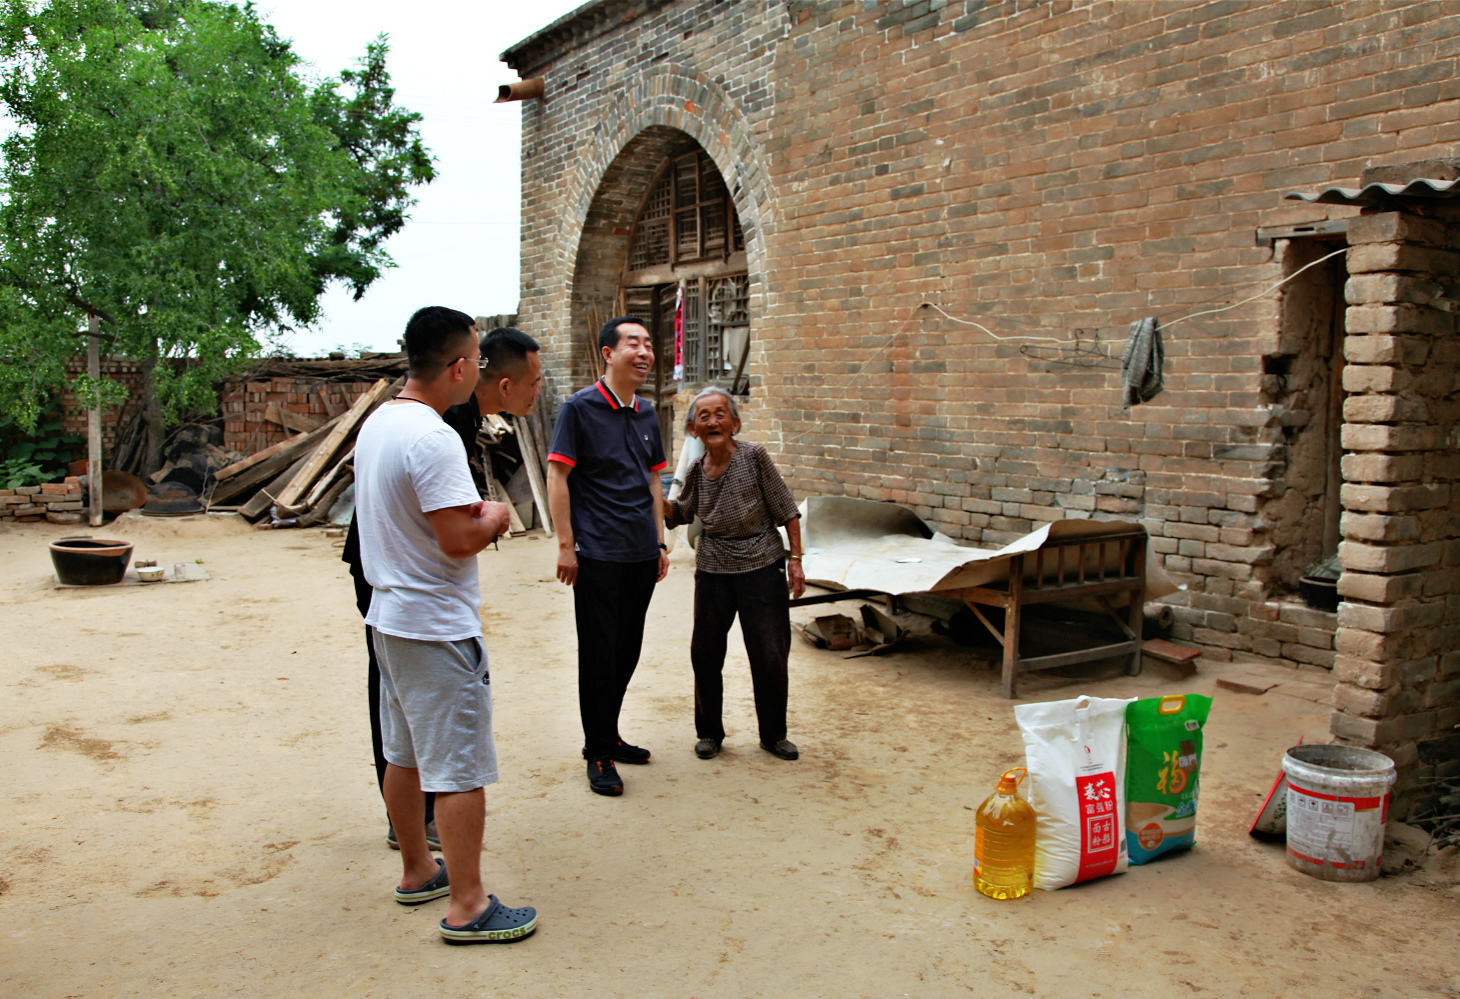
1125 693 1212 864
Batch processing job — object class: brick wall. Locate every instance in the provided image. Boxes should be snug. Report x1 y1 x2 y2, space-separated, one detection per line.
511 0 1460 612
1329 206 1460 817
58 357 146 462
507 0 1460 806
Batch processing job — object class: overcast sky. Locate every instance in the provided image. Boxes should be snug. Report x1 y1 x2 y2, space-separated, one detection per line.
262 0 586 357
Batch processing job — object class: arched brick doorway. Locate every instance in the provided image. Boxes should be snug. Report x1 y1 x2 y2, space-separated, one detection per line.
571 125 748 456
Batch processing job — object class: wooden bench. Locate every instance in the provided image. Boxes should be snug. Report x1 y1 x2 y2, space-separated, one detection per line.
938 527 1148 698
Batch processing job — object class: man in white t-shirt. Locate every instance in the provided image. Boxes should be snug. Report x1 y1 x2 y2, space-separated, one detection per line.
354 306 538 945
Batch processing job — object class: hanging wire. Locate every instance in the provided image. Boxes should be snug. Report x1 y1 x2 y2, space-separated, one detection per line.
1162 245 1348 329
922 244 1350 343
778 242 1352 445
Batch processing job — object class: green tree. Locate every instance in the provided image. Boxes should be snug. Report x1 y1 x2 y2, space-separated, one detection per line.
0 0 434 471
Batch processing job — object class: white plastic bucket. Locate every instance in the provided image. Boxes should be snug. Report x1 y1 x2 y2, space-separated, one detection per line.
1281 744 1395 883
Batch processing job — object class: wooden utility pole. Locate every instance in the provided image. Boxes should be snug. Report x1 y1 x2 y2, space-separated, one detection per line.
87 312 102 528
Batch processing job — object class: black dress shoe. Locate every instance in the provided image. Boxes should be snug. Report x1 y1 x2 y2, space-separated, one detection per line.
586 755 624 795
610 739 651 765
760 739 799 760
694 738 722 760
581 740 651 765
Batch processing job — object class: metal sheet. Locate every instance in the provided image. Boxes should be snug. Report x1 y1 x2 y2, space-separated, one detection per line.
1283 176 1460 206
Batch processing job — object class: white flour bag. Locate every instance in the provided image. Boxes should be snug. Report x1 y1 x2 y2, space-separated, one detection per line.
1015 694 1135 890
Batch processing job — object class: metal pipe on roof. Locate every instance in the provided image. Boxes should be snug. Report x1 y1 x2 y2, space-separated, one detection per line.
495 78 545 103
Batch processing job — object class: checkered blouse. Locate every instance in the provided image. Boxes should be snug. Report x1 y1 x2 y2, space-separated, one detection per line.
665 441 800 575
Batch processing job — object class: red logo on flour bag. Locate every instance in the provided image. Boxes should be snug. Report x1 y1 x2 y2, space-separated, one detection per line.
1076 772 1120 881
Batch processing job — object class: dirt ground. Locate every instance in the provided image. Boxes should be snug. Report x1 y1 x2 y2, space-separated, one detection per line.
2 513 1457 998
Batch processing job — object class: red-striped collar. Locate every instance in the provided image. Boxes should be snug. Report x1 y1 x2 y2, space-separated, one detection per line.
595 378 639 412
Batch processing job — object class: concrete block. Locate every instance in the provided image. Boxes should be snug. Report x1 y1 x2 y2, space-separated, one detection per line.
1346 241 1460 276
1342 453 1426 483
1343 300 1448 335
1346 212 1451 247
1337 599 1444 633
1342 333 1432 365
1346 273 1444 307
1337 571 1425 603
1333 654 1405 690
1340 512 1422 543
1340 483 1450 513
1341 423 1452 452
1282 642 1336 668
1333 683 1389 718
1339 540 1442 574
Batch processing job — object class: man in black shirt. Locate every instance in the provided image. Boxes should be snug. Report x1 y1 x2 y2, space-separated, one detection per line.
546 316 670 797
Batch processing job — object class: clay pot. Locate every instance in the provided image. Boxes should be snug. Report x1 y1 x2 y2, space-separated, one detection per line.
1298 575 1339 613
49 537 134 585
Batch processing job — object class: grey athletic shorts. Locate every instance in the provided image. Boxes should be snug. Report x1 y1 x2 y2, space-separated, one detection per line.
372 631 499 793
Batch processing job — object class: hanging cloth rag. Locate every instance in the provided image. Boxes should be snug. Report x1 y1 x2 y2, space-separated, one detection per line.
1120 316 1165 409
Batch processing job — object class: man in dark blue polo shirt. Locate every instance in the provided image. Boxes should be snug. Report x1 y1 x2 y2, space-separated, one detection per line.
546 316 670 796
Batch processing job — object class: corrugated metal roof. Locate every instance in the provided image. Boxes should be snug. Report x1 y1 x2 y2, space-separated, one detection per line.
1284 177 1460 206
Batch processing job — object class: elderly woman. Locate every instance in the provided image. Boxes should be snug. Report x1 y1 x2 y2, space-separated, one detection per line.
664 387 806 761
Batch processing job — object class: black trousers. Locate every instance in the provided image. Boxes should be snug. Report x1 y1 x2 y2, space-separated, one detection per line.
574 555 660 758
691 561 790 744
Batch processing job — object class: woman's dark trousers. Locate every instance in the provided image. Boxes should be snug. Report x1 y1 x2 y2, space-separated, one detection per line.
691 561 790 744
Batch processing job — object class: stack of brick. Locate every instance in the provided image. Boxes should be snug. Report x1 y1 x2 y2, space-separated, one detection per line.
0 476 86 524
1331 208 1460 819
218 378 379 453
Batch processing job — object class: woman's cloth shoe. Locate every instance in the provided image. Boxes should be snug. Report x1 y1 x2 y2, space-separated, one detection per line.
694 738 722 760
394 857 450 906
586 756 624 795
439 894 539 945
386 820 441 851
760 739 800 760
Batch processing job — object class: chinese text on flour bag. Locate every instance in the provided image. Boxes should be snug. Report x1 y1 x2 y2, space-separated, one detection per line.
1014 695 1135 891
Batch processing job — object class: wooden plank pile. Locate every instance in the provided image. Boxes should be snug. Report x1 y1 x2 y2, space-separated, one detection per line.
208 376 559 535
208 377 397 526
469 413 554 538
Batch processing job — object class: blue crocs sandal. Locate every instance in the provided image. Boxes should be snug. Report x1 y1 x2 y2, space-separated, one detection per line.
439 894 538 945
394 858 450 906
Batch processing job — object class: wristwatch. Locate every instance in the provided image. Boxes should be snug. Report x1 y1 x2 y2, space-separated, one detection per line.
658 542 668 551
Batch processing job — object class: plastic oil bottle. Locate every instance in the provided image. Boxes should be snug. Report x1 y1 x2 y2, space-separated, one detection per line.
974 766 1036 900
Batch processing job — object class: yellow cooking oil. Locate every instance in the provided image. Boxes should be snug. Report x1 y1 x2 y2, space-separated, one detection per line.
974 766 1036 900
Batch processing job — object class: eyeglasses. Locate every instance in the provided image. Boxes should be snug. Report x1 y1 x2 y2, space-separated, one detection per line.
453 356 489 370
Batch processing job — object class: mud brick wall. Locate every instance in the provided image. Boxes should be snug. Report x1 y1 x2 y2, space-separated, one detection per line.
58 358 146 462
1329 208 1460 820
508 0 1460 710
218 379 380 454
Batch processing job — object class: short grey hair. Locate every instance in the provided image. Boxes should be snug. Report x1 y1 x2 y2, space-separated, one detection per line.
685 386 740 429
